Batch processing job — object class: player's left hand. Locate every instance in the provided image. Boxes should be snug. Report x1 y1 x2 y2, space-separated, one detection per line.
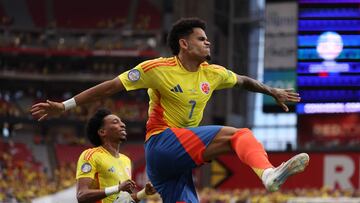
119 179 136 193
144 182 156 195
271 88 301 112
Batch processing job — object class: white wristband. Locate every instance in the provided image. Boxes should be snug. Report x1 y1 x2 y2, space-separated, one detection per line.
136 188 147 200
62 98 77 111
104 185 119 196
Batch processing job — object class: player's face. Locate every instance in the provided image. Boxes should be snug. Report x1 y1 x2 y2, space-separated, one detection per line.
102 114 127 142
184 28 211 61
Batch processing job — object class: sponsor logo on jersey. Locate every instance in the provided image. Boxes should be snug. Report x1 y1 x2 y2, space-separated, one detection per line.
200 82 210 94
188 89 197 94
170 84 183 93
81 163 92 173
127 69 140 82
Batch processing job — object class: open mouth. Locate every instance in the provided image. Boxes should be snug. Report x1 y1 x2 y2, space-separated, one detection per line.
120 130 127 136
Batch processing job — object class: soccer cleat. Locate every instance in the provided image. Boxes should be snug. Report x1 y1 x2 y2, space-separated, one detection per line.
263 153 310 192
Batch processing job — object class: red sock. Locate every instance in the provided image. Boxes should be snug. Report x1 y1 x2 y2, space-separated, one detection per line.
230 128 273 169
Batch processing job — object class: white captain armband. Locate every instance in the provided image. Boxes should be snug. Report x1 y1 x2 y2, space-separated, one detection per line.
62 98 77 111
104 185 119 196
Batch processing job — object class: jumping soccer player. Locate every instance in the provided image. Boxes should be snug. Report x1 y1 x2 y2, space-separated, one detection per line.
32 18 309 203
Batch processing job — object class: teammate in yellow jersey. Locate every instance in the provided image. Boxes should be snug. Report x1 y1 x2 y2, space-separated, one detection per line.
31 18 309 203
76 108 156 203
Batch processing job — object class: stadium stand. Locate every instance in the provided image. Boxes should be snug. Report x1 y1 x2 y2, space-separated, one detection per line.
25 0 47 28
134 0 162 30
198 187 360 203
0 140 39 168
4 0 360 202
22 0 162 30
0 2 12 27
0 0 160 200
53 0 130 29
55 144 89 166
0 4 5 20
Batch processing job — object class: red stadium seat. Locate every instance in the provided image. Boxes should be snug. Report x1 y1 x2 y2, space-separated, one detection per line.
55 144 90 166
26 0 47 27
134 0 161 30
53 0 130 29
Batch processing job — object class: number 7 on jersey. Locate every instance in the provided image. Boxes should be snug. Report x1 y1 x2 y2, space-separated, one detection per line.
188 100 196 119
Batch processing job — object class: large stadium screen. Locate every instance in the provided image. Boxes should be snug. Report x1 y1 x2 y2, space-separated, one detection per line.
297 0 360 114
297 0 360 145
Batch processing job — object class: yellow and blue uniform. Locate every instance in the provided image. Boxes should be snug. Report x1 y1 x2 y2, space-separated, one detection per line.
119 56 237 140
76 146 132 203
119 56 237 203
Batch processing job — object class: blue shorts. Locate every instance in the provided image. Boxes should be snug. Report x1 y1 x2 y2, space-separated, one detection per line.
144 125 222 203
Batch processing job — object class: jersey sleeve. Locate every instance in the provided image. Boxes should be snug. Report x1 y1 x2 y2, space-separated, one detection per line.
118 60 155 91
213 65 238 90
76 150 97 180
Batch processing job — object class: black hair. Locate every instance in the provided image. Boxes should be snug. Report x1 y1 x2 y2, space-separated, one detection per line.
167 17 206 55
86 108 111 146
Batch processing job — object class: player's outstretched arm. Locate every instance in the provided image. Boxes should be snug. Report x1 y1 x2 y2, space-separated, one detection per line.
30 77 124 121
77 178 136 203
236 74 301 112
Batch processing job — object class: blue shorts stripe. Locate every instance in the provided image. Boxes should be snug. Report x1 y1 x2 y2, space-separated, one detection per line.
144 125 223 203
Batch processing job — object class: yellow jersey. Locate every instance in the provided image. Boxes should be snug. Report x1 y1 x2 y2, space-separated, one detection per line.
76 146 132 203
119 56 237 141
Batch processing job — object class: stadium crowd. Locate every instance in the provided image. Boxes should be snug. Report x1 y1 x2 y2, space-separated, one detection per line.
0 90 148 122
1 143 360 203
0 28 158 53
0 148 75 202
2 0 360 202
5 137 354 203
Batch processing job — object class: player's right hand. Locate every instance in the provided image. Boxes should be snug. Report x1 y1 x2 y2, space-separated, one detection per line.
144 182 156 195
30 100 65 121
118 180 136 194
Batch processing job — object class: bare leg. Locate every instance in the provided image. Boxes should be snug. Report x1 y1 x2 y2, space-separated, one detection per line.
202 126 238 161
203 126 272 176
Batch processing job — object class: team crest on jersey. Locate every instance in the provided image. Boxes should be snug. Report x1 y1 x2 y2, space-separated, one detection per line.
127 69 140 82
81 163 92 173
200 82 210 94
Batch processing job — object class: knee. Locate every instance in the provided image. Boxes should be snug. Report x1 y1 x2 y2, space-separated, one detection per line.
216 126 238 138
216 127 254 142
231 128 258 145
231 128 263 149
233 128 253 137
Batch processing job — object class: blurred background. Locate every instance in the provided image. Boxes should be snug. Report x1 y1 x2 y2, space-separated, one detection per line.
1 0 360 202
